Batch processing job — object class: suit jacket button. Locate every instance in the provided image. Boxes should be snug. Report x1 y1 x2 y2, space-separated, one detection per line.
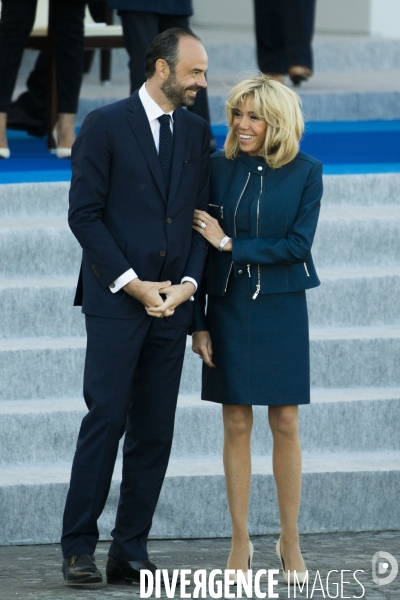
167 218 172 224
160 250 166 257
110 282 116 288
238 269 243 275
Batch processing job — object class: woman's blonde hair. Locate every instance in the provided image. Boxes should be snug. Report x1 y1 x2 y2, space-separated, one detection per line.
224 74 304 169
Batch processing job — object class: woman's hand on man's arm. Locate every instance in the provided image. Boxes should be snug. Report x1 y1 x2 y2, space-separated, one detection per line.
192 331 216 368
193 210 232 252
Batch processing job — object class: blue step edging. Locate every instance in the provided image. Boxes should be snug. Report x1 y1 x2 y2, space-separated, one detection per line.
2 121 400 184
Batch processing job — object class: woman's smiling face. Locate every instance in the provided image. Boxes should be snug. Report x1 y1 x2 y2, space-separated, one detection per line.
232 96 268 156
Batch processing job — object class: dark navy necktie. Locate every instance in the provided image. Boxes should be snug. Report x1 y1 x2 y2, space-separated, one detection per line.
158 114 173 197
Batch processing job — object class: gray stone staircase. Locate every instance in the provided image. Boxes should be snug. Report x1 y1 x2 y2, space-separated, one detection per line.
78 33 400 124
0 171 399 545
13 31 400 125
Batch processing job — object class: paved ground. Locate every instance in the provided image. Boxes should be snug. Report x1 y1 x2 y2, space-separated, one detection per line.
0 531 398 599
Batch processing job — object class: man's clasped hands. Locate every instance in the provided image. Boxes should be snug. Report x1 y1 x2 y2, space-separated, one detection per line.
123 279 195 318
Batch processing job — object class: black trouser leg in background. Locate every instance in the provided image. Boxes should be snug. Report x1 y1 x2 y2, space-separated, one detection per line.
254 0 286 74
0 0 85 115
16 49 47 122
254 0 316 74
50 0 85 114
0 0 37 113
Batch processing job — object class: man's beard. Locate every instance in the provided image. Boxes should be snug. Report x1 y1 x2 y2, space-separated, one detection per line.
161 71 201 108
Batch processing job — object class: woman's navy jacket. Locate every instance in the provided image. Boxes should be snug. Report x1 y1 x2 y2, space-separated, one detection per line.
108 0 193 15
193 150 323 331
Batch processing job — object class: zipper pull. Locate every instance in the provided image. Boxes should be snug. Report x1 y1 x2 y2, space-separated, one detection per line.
247 265 251 277
252 285 260 300
220 206 224 219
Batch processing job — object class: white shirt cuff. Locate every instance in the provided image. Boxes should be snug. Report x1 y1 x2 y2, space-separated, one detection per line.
181 276 197 301
110 268 138 293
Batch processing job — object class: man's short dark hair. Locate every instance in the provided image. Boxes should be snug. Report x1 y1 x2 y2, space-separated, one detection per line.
145 28 201 79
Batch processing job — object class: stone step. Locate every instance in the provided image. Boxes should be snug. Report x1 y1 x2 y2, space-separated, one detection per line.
0 278 83 338
0 218 81 278
1 330 400 400
86 37 400 77
0 174 399 221
200 36 400 74
312 205 400 268
206 69 400 121
1 450 399 544
75 87 400 127
307 267 400 327
1 268 400 339
1 206 399 277
0 389 399 465
20 36 400 83
322 173 400 207
0 182 69 219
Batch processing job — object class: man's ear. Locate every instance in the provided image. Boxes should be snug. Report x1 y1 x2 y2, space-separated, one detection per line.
155 58 171 81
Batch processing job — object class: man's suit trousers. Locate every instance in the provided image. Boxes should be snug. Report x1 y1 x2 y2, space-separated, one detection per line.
254 0 316 75
61 313 188 561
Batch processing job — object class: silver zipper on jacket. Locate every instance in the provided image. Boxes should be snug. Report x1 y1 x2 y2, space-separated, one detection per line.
209 204 224 219
224 173 251 293
252 175 263 299
304 262 310 276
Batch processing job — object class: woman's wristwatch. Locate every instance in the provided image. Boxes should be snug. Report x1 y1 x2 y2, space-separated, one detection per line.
218 235 231 252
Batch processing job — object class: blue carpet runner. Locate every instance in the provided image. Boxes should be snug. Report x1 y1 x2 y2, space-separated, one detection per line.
1 121 400 184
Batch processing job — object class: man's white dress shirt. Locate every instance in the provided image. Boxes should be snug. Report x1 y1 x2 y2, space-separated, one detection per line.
110 83 197 295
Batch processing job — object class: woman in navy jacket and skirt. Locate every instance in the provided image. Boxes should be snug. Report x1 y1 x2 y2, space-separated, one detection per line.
192 75 322 584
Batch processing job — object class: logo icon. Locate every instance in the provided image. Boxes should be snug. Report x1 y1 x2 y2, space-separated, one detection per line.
372 552 398 586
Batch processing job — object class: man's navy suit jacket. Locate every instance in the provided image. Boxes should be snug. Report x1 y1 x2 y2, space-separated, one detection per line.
107 0 193 16
68 91 210 327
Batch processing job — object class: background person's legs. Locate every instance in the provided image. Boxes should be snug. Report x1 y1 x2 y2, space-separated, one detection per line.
285 0 316 84
7 50 47 137
0 0 37 151
254 0 286 78
50 0 86 149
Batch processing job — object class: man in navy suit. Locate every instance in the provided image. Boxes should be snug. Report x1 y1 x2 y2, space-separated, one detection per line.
61 27 209 585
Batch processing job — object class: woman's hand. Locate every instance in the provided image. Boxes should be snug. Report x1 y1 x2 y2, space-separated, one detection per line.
192 331 216 368
193 210 232 251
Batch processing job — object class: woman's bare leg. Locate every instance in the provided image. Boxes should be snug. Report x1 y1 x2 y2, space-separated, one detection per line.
223 404 253 572
269 404 306 572
0 113 8 149
55 113 76 149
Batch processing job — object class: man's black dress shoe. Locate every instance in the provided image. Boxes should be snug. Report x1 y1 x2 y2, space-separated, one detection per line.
106 557 158 585
62 554 103 585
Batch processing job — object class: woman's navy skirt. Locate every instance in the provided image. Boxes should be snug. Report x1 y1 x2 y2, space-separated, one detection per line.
202 272 311 406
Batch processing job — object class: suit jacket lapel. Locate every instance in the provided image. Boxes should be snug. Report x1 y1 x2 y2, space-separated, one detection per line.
168 108 187 203
126 93 167 201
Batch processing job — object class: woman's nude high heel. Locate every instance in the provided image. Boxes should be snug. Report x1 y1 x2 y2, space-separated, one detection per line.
276 537 307 584
52 125 72 159
228 540 254 585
